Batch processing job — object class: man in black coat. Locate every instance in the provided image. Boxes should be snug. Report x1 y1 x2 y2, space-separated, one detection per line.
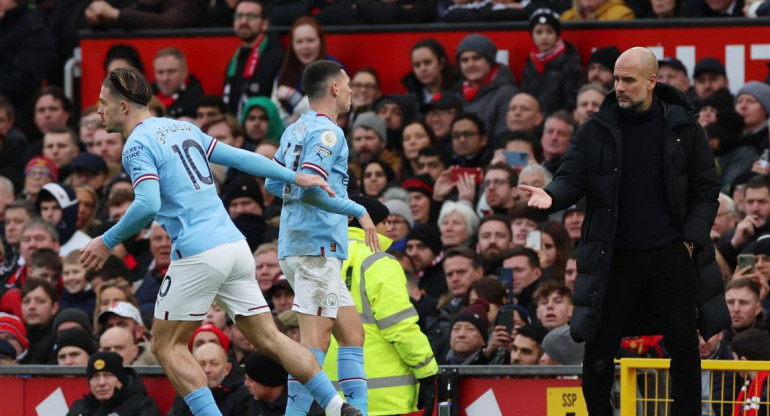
0 0 54 130
223 0 284 116
521 47 725 416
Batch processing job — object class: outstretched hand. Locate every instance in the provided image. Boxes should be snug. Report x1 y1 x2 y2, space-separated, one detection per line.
357 213 381 253
295 173 336 197
518 185 552 210
80 236 110 271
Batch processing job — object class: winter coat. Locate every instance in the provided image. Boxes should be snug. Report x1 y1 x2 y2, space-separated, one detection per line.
682 0 745 17
59 288 96 319
168 364 250 416
115 0 203 29
412 294 451 364
0 5 53 118
66 369 161 416
223 34 285 116
151 74 204 119
521 41 585 114
456 65 519 146
560 0 634 20
543 82 725 344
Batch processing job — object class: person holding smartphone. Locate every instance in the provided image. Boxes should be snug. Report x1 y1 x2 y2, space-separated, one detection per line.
520 47 724 416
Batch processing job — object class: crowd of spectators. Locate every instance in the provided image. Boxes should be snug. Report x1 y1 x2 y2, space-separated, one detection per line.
3 0 770 413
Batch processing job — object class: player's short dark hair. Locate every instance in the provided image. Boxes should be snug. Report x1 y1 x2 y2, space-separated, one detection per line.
302 60 345 102
502 246 541 268
21 279 57 303
444 246 482 270
102 67 153 107
450 112 486 137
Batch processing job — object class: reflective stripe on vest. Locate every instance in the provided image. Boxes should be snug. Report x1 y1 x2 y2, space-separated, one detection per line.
412 353 435 370
332 373 417 391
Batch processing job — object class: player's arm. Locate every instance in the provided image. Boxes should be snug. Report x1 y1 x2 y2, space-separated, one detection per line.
207 137 334 196
102 179 161 248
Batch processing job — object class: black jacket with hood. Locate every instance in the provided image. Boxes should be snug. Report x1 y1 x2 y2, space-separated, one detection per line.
543 82 727 344
521 40 585 115
35 183 80 247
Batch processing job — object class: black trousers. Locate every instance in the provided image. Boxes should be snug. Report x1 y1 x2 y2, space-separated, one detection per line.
582 240 701 416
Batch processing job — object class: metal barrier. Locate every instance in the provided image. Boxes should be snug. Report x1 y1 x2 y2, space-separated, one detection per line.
619 358 770 416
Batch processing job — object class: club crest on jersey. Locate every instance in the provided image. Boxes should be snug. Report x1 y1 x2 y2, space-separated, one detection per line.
321 130 337 147
326 293 338 309
315 146 332 158
330 242 337 252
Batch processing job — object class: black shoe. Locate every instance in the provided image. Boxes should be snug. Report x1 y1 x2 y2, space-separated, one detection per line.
340 403 362 416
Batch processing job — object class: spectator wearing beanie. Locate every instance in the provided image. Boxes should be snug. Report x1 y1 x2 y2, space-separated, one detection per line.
23 156 58 202
53 307 94 336
560 0 634 21
243 352 325 416
55 327 96 366
0 312 29 361
735 81 770 150
456 33 519 143
189 323 231 354
406 223 448 300
381 199 413 251
401 174 440 224
540 324 585 365
350 112 389 181
586 46 620 90
67 351 161 416
447 300 496 365
521 9 585 115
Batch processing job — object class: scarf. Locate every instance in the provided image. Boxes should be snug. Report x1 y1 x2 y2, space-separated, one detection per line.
530 39 566 74
461 65 499 102
226 34 268 78
415 251 444 280
733 371 770 416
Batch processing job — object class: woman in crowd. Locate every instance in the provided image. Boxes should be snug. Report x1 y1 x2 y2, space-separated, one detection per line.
93 278 138 332
539 221 573 281
74 185 100 234
402 39 459 106
401 120 437 178
360 159 396 199
349 68 382 125
272 17 339 123
439 201 480 249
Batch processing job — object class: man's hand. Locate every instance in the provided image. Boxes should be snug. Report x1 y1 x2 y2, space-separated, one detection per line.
295 173 335 197
484 325 512 357
358 213 380 253
456 173 477 203
85 1 119 23
731 215 762 249
432 169 455 201
80 236 111 271
518 185 552 210
417 375 437 416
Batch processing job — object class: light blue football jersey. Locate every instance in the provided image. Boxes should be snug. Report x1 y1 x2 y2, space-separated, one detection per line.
122 117 243 260
273 111 363 260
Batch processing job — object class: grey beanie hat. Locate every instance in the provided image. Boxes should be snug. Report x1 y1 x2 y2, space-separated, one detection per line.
384 199 413 226
541 325 585 365
736 81 770 118
352 111 388 145
457 34 497 65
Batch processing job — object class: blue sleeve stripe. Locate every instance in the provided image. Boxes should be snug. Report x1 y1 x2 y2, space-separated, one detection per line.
274 158 285 167
132 174 159 188
302 162 328 179
206 139 218 159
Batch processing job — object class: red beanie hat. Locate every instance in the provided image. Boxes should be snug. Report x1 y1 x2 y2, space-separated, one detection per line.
188 323 230 352
0 313 28 349
25 156 59 182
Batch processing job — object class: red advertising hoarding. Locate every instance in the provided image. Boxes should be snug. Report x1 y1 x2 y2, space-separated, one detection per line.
79 22 770 110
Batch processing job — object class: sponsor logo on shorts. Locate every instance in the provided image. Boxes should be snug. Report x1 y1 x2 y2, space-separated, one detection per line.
158 275 171 298
326 293 338 309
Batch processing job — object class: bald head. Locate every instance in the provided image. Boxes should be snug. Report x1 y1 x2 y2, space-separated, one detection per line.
195 343 231 388
614 47 657 111
99 327 139 365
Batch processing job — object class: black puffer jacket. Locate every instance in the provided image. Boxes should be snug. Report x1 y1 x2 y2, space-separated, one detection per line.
521 41 585 114
66 369 161 416
544 82 725 344
168 363 250 416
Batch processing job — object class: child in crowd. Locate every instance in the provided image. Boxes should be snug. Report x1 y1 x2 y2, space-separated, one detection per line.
27 248 62 290
58 251 96 318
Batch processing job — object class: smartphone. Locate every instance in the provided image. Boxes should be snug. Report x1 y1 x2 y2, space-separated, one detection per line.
497 309 515 334
450 167 483 184
525 230 542 251
504 151 529 167
496 267 514 302
738 254 756 274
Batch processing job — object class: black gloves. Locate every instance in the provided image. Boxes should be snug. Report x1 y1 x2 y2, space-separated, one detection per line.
417 374 437 416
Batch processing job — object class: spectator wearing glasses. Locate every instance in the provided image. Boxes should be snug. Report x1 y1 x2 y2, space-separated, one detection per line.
349 68 382 125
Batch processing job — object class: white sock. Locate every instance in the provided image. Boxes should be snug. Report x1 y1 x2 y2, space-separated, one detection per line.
324 395 344 415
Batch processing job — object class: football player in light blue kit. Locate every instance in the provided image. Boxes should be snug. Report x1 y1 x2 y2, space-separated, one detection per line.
265 61 379 416
80 67 363 416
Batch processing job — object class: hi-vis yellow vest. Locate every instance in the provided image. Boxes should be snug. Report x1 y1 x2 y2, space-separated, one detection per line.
323 227 438 415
